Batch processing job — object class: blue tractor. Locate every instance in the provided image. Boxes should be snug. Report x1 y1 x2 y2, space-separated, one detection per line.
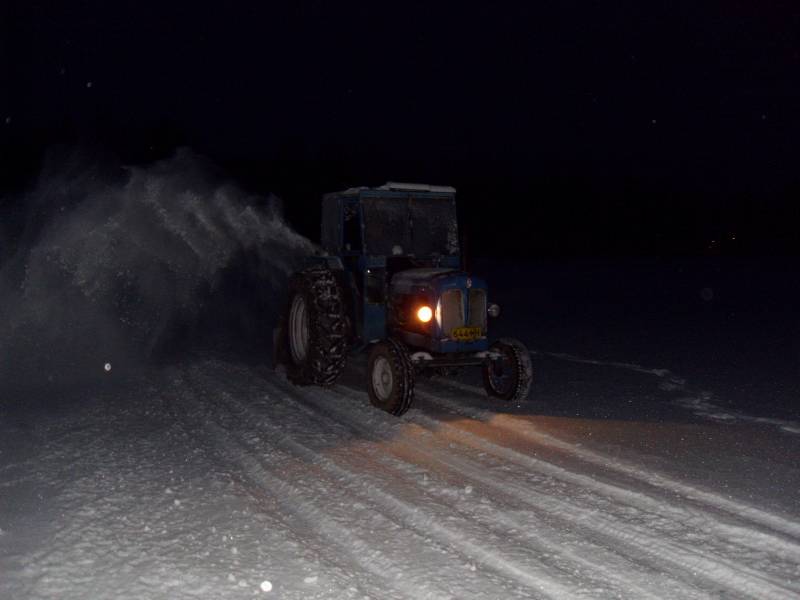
274 182 532 415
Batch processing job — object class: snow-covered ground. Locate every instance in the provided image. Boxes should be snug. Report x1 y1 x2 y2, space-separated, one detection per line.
2 347 799 599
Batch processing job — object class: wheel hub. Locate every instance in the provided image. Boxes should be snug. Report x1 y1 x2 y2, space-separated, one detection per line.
288 295 309 364
372 356 393 401
489 351 512 391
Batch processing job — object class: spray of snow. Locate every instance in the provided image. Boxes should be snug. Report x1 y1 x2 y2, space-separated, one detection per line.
0 147 316 389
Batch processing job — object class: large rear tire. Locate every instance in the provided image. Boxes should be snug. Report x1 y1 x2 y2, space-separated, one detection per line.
281 267 348 386
367 339 415 416
482 338 533 402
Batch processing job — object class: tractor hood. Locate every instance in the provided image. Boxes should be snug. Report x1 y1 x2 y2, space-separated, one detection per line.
390 268 487 298
389 268 489 353
390 268 462 291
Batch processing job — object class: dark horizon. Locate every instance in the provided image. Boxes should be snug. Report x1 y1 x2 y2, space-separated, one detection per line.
2 1 799 258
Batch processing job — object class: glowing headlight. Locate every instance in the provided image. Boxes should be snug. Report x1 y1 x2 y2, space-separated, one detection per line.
417 305 433 323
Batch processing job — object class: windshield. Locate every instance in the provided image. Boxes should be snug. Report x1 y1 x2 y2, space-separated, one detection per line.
362 196 459 256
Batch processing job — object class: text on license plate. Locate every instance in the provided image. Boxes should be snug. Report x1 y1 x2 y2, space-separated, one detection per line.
451 327 482 342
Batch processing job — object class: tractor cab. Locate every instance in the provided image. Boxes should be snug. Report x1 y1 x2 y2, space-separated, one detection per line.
322 182 460 274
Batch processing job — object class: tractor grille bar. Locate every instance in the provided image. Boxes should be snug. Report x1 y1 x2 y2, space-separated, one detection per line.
440 289 464 337
468 289 487 332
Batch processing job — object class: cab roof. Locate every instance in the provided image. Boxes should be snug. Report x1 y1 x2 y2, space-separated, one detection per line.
324 182 456 200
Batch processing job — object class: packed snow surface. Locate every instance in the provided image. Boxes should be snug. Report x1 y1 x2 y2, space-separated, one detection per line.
1 352 798 599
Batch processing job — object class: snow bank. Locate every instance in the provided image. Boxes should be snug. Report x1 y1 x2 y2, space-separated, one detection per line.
0 148 315 390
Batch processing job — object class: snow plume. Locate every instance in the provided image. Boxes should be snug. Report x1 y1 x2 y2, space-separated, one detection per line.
0 148 316 390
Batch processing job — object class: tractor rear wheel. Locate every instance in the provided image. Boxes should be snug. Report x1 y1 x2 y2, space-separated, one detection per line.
280 267 348 386
482 338 533 402
367 339 415 415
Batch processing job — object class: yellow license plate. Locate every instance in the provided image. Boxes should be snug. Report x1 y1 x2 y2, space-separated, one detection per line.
451 326 482 342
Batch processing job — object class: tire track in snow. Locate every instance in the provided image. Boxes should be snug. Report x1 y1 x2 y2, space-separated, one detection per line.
540 352 685 382
541 351 800 436
409 395 800 598
196 369 582 600
354 354 800 558
422 372 800 543
181 365 593 600
3 381 278 600
171 371 425 600
327 366 799 598
257 376 700 600
413 388 800 564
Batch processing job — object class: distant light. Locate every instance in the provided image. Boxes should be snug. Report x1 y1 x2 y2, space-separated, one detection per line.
417 306 433 323
260 580 273 592
104 362 112 372
651 119 657 125
86 81 93 88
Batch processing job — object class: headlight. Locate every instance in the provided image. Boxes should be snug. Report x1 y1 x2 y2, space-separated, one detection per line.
488 303 500 318
417 305 433 322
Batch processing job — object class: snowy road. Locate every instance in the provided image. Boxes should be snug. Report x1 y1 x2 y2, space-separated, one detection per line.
1 353 799 599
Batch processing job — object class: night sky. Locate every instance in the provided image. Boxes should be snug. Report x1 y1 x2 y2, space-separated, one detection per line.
2 1 799 257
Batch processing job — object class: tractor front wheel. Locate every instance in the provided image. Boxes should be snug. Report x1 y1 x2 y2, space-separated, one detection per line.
367 339 415 416
482 338 533 402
